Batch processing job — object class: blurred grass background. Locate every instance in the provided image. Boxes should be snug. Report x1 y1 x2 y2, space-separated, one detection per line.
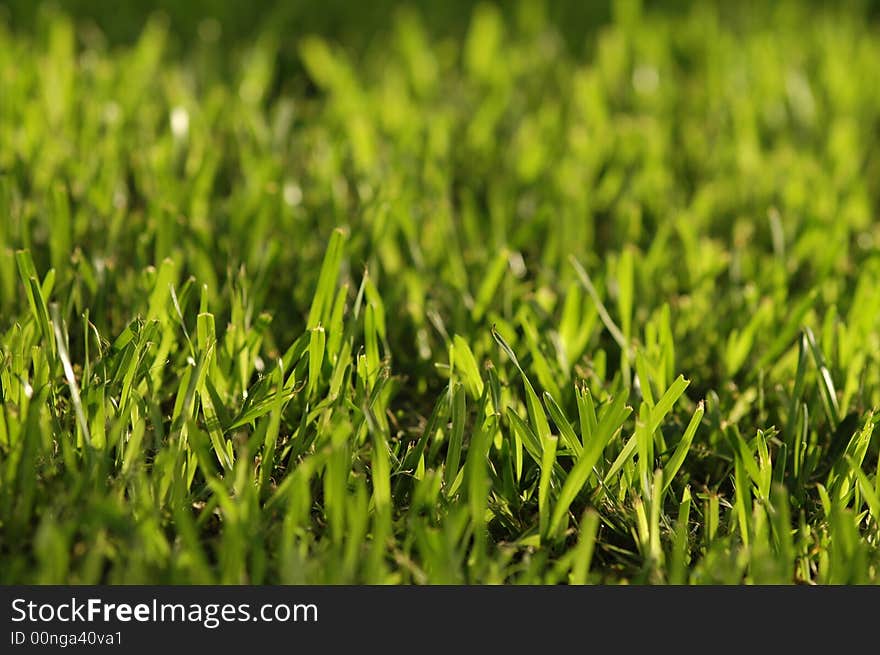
7 1 877 58
2 1 616 50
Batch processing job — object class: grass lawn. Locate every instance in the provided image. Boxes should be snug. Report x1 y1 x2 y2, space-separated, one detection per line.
1 0 879 584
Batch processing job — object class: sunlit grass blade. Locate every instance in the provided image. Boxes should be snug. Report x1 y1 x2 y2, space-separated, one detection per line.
569 509 600 584
308 227 347 330
662 401 704 493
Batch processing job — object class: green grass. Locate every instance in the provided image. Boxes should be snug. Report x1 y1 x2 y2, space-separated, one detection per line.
1 0 880 584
